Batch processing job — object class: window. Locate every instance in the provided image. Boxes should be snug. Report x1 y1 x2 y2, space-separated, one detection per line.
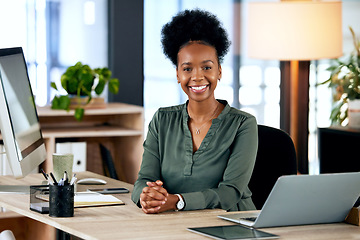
0 0 108 107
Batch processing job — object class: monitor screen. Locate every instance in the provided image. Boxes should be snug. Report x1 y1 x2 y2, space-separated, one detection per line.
0 47 46 178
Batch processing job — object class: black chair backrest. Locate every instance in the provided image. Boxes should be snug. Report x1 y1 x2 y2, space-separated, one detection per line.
248 125 297 209
100 144 119 180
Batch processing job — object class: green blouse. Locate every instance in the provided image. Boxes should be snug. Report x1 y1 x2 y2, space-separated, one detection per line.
131 100 258 211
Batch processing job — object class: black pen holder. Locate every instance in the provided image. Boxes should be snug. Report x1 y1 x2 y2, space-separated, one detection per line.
49 184 74 217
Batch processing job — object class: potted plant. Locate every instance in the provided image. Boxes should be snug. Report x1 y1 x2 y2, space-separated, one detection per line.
320 26 360 128
51 62 119 121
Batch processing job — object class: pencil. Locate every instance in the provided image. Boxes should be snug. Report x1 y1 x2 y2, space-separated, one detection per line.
49 172 58 185
40 169 48 180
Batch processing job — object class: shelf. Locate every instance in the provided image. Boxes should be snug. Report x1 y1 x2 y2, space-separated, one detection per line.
42 126 143 138
37 103 143 117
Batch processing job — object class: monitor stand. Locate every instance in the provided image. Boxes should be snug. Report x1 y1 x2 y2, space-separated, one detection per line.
0 185 30 194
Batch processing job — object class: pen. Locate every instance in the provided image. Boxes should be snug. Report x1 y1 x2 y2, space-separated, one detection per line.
49 172 58 185
70 173 76 182
40 169 48 180
64 171 68 185
47 174 54 185
70 175 77 185
58 178 64 186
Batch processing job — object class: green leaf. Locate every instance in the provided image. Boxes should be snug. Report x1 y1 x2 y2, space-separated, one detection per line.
74 62 83 69
65 65 77 76
67 77 79 94
58 95 70 110
74 108 85 121
102 68 112 79
50 82 58 90
51 95 70 110
95 79 106 95
60 75 69 92
109 78 119 94
81 73 94 93
80 84 92 97
51 96 61 109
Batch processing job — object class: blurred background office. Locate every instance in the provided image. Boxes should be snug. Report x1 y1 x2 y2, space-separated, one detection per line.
0 0 359 174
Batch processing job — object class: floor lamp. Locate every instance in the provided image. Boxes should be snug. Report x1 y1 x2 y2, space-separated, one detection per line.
247 1 342 173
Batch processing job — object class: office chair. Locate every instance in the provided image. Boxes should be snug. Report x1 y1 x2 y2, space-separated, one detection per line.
248 125 297 209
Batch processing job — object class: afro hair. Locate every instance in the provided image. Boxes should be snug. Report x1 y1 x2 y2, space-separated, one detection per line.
161 9 231 66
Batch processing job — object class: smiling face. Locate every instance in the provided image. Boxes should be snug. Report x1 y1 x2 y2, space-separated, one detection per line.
176 42 222 103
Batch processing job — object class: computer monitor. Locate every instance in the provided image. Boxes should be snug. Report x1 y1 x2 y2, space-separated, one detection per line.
0 47 46 178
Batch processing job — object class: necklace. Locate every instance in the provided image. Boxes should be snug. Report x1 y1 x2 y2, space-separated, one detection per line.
188 104 219 135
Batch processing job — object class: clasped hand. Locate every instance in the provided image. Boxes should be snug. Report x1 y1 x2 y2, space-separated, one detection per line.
140 180 178 214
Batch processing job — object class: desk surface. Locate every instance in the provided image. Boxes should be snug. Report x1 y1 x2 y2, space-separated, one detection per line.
1 172 360 240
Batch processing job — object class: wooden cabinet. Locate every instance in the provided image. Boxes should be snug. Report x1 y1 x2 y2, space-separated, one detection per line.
37 103 144 184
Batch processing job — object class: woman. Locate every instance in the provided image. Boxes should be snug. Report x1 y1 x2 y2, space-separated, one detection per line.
131 9 258 214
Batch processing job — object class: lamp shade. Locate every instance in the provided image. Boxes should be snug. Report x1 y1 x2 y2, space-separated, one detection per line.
247 1 342 60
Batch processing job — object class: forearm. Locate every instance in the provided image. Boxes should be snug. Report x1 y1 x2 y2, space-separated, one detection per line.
131 128 161 206
181 185 242 211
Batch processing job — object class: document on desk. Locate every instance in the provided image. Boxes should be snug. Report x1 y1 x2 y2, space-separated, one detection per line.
74 192 124 208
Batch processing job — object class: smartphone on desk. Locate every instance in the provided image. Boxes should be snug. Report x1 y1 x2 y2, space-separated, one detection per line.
87 187 129 194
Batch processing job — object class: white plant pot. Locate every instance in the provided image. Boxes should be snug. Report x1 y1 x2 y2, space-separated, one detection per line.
348 99 360 128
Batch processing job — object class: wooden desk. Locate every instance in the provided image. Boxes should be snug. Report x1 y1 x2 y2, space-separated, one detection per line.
1 172 360 240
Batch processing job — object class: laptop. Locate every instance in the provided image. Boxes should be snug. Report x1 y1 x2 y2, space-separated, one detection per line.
218 172 360 228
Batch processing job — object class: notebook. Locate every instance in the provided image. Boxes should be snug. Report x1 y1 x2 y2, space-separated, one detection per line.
218 172 360 228
74 192 124 207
